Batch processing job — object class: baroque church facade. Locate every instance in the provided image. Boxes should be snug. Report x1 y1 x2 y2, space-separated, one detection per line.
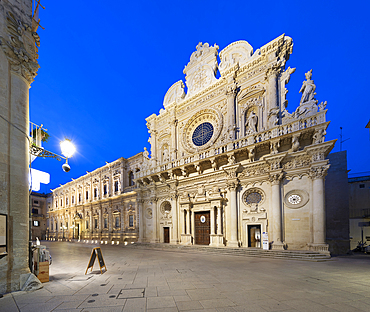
50 34 336 253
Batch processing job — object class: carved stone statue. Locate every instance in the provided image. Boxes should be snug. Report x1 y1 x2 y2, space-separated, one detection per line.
163 147 169 163
292 135 300 152
143 147 149 159
312 129 326 144
246 111 258 134
248 147 255 162
299 70 316 104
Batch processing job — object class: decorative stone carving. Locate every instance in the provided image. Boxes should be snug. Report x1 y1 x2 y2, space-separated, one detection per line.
246 111 258 134
270 140 280 155
226 180 238 191
163 80 185 107
283 155 311 169
145 208 153 219
227 153 236 165
219 40 253 76
181 108 223 153
292 134 300 152
268 172 285 185
242 188 265 208
309 165 330 180
312 128 326 144
299 70 316 104
247 147 255 162
183 42 219 96
0 11 40 84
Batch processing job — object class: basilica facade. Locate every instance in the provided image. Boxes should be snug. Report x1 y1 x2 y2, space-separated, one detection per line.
50 34 336 253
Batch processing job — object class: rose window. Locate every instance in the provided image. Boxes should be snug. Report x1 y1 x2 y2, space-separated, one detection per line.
192 122 214 146
288 194 301 205
245 192 262 204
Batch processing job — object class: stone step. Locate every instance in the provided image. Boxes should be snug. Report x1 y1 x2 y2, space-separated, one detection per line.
130 243 331 261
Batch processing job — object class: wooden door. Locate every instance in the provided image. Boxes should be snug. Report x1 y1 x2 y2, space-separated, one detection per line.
164 227 170 243
195 212 210 245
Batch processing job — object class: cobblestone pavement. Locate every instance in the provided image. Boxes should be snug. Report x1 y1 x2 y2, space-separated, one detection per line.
1 241 370 312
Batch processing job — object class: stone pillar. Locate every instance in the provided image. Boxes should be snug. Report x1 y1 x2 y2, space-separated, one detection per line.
170 194 178 243
185 209 190 235
180 209 185 235
170 110 177 160
309 165 330 252
226 181 239 247
226 80 237 141
150 197 158 243
138 199 144 242
210 207 215 235
191 210 195 244
217 207 222 235
267 67 279 110
269 172 285 250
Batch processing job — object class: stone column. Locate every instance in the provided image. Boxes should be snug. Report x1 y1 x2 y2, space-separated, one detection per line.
226 80 237 142
150 197 158 243
186 208 191 235
138 199 144 242
217 207 222 235
266 66 279 110
170 111 177 161
309 165 330 252
191 210 195 244
269 172 284 250
210 207 215 235
226 181 239 247
171 194 178 243
180 209 185 235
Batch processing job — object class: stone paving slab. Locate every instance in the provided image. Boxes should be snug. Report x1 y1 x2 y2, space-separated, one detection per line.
1 242 370 312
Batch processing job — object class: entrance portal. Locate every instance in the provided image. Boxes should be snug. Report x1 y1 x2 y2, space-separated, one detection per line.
194 212 210 245
248 225 261 248
163 227 170 243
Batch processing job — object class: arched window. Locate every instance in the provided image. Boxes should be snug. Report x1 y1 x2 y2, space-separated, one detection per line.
129 171 134 186
114 180 119 192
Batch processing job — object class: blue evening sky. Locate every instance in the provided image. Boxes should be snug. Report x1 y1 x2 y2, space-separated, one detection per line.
30 0 370 194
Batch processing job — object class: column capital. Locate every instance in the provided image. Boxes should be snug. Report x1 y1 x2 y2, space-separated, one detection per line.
268 172 285 185
0 11 40 84
309 165 330 180
226 180 239 191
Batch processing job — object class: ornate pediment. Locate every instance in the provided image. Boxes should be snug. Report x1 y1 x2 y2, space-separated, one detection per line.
219 40 253 76
183 42 219 97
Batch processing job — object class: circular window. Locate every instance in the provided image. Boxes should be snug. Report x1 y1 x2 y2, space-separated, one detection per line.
200 216 206 223
288 194 301 205
284 190 309 209
246 192 262 204
160 201 171 215
192 122 214 146
242 188 265 207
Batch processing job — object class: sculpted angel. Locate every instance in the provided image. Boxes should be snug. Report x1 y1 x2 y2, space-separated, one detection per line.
246 111 258 133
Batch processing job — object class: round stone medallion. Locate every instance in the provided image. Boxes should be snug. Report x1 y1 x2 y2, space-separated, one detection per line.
284 190 309 209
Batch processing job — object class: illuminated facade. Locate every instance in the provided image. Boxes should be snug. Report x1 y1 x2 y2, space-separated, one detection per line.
51 35 347 253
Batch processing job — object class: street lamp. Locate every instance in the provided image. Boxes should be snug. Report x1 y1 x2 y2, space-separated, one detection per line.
29 137 76 172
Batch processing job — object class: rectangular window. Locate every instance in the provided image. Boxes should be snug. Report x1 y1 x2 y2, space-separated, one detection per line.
104 184 107 195
72 195 75 204
33 200 39 206
104 218 108 228
33 220 39 227
60 199 63 206
94 188 97 198
55 201 58 208
129 215 134 227
66 222 68 229
79 193 81 203
94 218 98 229
360 184 365 189
32 208 39 215
115 216 119 228
114 181 119 192
86 220 89 229
51 222 53 231
86 191 89 200
66 197 69 205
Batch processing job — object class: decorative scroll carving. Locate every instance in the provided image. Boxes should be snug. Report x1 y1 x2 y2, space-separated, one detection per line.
268 172 285 185
0 11 40 84
309 165 330 180
239 164 269 178
283 155 311 170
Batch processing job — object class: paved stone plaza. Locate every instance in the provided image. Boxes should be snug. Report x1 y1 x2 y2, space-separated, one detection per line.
1 242 370 312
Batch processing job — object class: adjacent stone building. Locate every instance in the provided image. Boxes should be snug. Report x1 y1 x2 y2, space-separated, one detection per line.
51 35 348 254
48 155 143 244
